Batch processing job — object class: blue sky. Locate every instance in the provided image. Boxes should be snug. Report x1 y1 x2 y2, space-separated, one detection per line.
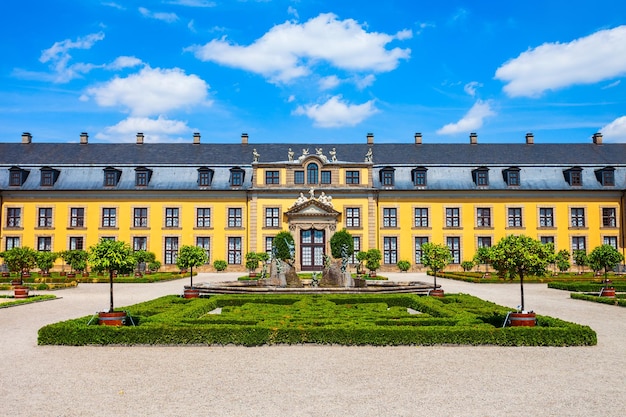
1 0 626 144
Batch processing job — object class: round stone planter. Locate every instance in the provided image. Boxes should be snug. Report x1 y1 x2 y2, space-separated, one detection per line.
508 312 536 327
599 287 616 297
98 311 127 326
13 286 29 299
429 289 445 297
183 288 200 299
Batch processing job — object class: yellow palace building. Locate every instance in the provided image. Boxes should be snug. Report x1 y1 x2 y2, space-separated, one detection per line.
1 131 624 273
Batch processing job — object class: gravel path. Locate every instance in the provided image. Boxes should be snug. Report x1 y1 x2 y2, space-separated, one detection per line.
1 273 624 417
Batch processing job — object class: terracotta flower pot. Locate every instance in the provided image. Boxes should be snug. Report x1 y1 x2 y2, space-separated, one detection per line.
429 289 445 297
600 287 616 298
508 312 536 327
98 311 127 326
13 286 29 299
183 288 200 299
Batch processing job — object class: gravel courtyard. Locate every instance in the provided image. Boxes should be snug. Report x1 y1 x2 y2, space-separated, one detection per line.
1 273 624 417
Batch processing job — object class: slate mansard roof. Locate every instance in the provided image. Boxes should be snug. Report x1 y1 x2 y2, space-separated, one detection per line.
1 140 626 192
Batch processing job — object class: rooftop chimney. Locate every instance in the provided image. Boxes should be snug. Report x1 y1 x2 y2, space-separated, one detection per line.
241 133 248 144
525 132 534 145
136 132 144 145
193 132 201 144
366 132 374 145
80 132 88 144
21 132 32 144
414 132 422 145
592 132 603 145
469 132 478 145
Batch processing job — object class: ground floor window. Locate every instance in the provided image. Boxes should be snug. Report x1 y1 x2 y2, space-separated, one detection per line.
5 236 20 251
446 237 461 264
196 237 211 263
383 237 397 264
133 237 147 251
164 237 179 265
228 237 242 264
414 237 428 264
604 236 618 249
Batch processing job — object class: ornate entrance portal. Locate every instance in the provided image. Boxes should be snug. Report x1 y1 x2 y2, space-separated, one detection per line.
285 190 340 271
300 229 325 271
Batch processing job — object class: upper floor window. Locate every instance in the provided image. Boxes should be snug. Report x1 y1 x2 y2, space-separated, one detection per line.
346 170 360 184
412 167 427 186
307 163 319 184
103 167 121 187
38 207 53 228
228 208 242 228
414 208 428 227
508 208 523 227
595 167 615 186
445 208 460 227
294 170 305 184
383 208 397 227
196 208 211 228
472 167 489 187
476 208 491 227
570 208 585 227
265 207 280 228
70 208 85 228
133 208 148 228
321 170 331 184
345 207 361 228
602 208 617 227
102 208 117 228
7 208 21 228
165 208 179 228
265 170 280 185
8 167 29 186
197 167 214 187
380 167 395 186
40 167 60 187
564 167 582 186
135 167 152 187
539 208 554 227
503 167 520 186
230 168 244 187
540 236 555 245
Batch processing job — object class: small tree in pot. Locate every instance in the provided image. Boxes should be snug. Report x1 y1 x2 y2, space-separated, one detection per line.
588 244 623 297
1 246 37 284
36 251 58 277
245 252 262 278
420 242 452 296
364 249 382 277
88 239 136 324
177 245 209 297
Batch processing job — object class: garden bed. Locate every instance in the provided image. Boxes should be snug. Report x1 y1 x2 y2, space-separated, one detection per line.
0 294 57 308
570 292 626 307
38 293 596 347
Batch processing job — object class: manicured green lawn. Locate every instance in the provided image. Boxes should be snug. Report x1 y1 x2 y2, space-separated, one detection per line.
38 293 596 347
0 294 56 308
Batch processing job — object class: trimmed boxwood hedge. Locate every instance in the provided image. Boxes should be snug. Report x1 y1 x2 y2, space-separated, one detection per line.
548 281 626 292
38 293 597 347
570 292 626 307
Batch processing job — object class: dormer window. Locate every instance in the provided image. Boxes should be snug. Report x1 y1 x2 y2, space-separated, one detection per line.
135 167 152 187
472 167 489 187
595 167 615 186
503 167 520 186
103 167 122 187
230 167 244 187
8 166 29 186
411 167 427 186
198 167 214 187
564 167 583 186
380 167 395 186
40 167 60 187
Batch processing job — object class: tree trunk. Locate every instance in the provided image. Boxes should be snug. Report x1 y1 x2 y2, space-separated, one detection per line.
109 270 114 313
190 266 194 287
519 271 525 312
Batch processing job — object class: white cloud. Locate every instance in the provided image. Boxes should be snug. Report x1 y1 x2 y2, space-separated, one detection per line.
437 100 496 135
38 32 105 83
186 13 411 83
287 6 298 19
464 81 482 97
602 80 621 89
354 74 376 90
102 2 125 10
84 66 210 116
139 7 179 23
293 95 378 128
106 56 143 70
287 95 296 103
600 116 626 142
96 116 191 143
319 75 340 90
496 26 626 97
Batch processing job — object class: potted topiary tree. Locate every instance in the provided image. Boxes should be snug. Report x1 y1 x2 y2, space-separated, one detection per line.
2 246 37 297
245 252 261 278
64 249 88 278
355 251 368 277
177 245 209 298
88 239 136 325
364 249 382 278
36 251 58 278
473 246 492 277
588 244 624 297
461 260 474 272
555 249 571 274
420 242 452 297
490 234 553 326
573 250 588 275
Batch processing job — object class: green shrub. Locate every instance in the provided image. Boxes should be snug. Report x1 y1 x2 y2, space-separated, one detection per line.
329 229 354 259
213 260 227 272
571 292 626 307
397 260 410 272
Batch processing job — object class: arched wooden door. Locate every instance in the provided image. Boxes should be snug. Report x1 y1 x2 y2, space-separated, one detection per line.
300 228 325 271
